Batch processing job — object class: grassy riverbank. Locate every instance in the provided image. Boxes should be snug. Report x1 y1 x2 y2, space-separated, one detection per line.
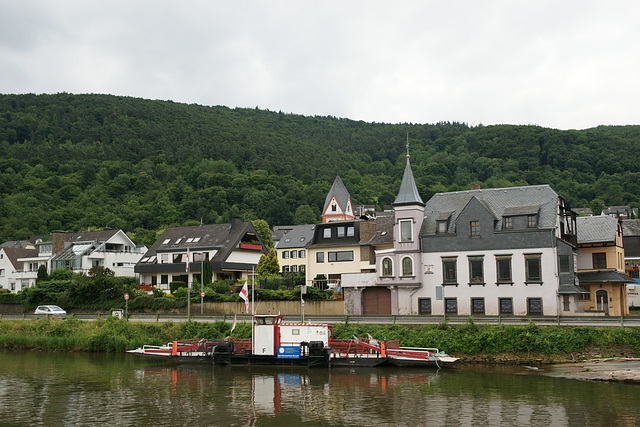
1 317 639 363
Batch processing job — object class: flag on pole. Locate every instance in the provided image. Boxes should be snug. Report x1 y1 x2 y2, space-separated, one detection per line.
185 247 190 272
230 314 237 335
239 282 249 313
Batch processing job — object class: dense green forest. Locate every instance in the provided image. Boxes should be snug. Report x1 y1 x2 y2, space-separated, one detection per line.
1 93 639 246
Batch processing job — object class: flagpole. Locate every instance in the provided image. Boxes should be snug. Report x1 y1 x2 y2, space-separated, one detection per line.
186 247 190 322
251 265 255 353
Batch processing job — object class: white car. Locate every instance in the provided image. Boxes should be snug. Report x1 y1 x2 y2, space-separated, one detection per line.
34 305 67 319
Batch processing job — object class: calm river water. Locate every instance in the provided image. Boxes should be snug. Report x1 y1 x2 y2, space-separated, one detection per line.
0 350 639 426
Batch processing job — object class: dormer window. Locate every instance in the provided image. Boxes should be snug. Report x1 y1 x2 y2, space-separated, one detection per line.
437 221 447 234
323 229 331 239
470 221 480 238
503 217 512 229
527 215 537 228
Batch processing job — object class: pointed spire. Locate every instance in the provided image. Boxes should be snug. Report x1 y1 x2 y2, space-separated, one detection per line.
393 139 425 207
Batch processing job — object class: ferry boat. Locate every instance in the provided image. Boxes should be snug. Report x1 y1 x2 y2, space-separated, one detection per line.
129 314 458 368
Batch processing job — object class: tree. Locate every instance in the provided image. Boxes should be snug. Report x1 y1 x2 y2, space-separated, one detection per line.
37 265 49 282
201 260 213 286
251 219 273 250
256 248 280 277
293 204 317 225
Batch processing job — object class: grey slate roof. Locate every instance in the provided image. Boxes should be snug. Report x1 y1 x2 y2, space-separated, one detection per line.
393 157 424 207
578 270 633 283
0 241 32 249
275 224 316 249
323 175 351 213
65 229 120 243
421 185 560 235
576 216 618 244
622 219 640 237
363 212 394 246
138 221 266 271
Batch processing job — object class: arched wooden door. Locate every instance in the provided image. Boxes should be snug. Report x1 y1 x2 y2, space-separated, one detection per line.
362 287 391 315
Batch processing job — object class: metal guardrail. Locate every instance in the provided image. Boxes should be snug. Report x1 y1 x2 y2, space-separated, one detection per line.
2 313 639 327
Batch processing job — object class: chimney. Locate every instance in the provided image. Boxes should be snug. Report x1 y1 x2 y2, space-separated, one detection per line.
470 182 481 190
359 221 377 242
230 218 243 231
52 233 66 255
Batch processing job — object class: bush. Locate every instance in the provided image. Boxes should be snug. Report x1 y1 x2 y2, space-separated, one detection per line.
0 292 23 304
212 279 234 294
170 281 186 294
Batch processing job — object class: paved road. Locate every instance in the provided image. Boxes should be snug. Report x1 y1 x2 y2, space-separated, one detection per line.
4 313 640 327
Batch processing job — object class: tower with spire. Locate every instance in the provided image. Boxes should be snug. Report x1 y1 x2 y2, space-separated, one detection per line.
374 139 425 310
322 175 354 223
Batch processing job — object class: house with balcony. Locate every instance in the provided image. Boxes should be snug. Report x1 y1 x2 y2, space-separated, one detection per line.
48 229 145 277
576 216 632 315
135 219 267 290
0 246 37 292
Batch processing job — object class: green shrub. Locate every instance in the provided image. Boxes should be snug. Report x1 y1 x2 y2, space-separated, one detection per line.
170 281 186 294
212 279 234 294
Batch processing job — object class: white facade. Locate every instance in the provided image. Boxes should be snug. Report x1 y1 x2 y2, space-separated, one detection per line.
418 247 559 316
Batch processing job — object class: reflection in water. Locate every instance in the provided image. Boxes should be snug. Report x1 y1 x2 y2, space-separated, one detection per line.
0 351 639 426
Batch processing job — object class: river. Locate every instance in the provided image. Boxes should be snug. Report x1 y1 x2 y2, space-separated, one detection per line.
0 351 638 426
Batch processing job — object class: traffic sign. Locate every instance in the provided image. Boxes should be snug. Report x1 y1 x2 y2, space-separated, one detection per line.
124 293 129 301
201 291 205 298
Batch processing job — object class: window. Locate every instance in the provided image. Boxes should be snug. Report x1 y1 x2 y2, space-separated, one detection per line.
316 252 324 263
528 298 543 315
161 254 169 264
0 269 4 277
496 256 512 283
382 258 393 276
471 298 485 315
283 266 289 273
442 257 457 284
331 204 337 212
470 221 480 238
418 298 431 314
337 227 345 238
400 220 413 242
291 265 297 273
162 239 171 245
291 251 297 259
299 265 305 273
437 221 447 234
559 255 571 273
525 254 542 283
445 298 458 314
592 253 607 269
323 229 331 239
328 251 354 262
160 274 168 284
468 256 484 284
402 257 413 276
527 215 537 228
503 217 512 229
346 226 355 237
563 295 570 311
298 250 306 258
282 251 289 259
499 298 513 314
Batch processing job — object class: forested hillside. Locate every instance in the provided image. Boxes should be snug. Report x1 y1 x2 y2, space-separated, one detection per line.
1 93 639 246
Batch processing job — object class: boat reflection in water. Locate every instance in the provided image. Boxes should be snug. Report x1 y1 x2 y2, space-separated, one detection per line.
132 362 640 426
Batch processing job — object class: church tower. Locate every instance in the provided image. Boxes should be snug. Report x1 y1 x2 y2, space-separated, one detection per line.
322 175 354 223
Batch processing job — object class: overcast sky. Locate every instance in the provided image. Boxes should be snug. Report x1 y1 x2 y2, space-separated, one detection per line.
1 1 638 130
